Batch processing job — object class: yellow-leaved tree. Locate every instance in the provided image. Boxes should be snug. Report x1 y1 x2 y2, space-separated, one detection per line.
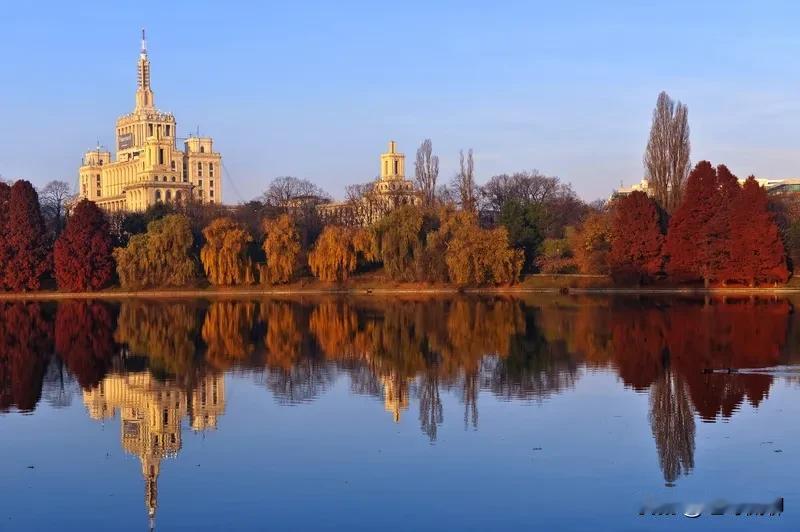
429 211 523 285
262 214 301 284
308 226 375 282
200 217 255 286
113 214 198 289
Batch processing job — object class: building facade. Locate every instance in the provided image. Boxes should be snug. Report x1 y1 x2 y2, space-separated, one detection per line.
78 31 222 212
318 140 420 225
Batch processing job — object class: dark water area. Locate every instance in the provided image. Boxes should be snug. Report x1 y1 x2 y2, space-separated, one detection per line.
0 295 798 531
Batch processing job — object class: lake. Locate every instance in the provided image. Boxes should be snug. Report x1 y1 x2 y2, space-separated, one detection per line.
0 295 798 531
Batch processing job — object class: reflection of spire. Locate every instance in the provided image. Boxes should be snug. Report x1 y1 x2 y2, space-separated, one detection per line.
380 373 409 422
649 370 695 486
82 372 226 524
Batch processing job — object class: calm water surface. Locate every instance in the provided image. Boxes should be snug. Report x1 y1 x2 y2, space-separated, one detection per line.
0 295 798 531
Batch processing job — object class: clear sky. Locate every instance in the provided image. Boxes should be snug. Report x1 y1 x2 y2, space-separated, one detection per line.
2 0 800 202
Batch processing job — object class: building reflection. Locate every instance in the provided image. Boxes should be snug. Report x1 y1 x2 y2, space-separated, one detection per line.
3 295 800 492
83 372 225 527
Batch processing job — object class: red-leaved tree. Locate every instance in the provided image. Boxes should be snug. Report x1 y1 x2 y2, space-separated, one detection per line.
2 181 51 291
0 183 10 286
727 177 789 285
609 191 664 283
663 161 718 286
704 165 740 282
54 199 115 291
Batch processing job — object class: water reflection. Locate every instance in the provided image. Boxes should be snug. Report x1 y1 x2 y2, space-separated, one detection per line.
0 295 797 517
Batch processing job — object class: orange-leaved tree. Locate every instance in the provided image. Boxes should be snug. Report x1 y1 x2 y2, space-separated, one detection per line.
262 214 301 284
663 161 718 286
609 191 664 284
570 210 612 274
308 226 375 282
200 217 256 286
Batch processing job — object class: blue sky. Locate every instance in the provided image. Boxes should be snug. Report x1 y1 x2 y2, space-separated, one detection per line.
2 0 800 202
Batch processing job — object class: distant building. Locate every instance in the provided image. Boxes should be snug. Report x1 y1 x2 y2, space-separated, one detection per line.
319 140 421 225
77 31 222 212
612 176 796 200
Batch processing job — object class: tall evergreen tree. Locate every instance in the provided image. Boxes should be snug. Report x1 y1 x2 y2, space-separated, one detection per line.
728 177 789 285
3 181 51 291
705 165 740 281
54 199 115 291
609 191 664 283
663 161 718 286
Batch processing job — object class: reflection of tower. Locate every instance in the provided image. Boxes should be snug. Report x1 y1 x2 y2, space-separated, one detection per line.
380 373 409 422
83 372 226 526
649 370 695 486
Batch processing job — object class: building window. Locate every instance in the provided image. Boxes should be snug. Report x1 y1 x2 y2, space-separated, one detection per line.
158 148 164 165
155 190 162 201
200 146 205 153
165 125 171 136
197 162 203 177
209 163 214 177
148 124 153 136
394 160 398 174
171 160 176 170
198 180 203 188
166 190 172 201
210 179 214 188
171 176 176 182
210 190 214 198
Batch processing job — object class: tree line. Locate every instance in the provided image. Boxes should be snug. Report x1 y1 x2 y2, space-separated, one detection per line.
2 90 800 290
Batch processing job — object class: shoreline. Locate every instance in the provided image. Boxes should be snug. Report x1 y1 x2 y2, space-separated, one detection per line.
0 285 799 300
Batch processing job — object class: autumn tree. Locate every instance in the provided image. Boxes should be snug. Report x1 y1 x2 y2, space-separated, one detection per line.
535 235 577 274
727 177 789 285
308 226 376 282
262 214 301 284
570 209 613 274
2 181 51 291
54 199 115 291
200 217 256 286
432 211 523 285
608 191 665 284
414 139 439 207
372 205 436 281
114 214 198 289
0 183 10 286
663 161 718 285
644 91 691 212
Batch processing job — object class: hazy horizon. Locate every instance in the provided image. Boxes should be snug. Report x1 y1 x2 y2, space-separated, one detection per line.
2 0 800 203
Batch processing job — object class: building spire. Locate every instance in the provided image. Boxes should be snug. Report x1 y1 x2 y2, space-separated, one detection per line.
135 29 154 110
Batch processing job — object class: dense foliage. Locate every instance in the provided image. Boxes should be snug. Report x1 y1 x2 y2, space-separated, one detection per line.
54 199 115 291
200 217 255 286
262 214 301 284
1 181 51 291
308 226 376 282
114 214 198 289
609 191 664 284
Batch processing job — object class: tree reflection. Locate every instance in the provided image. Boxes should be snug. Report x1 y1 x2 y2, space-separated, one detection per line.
202 301 257 369
55 301 117 389
649 370 695 486
0 302 53 412
115 301 202 378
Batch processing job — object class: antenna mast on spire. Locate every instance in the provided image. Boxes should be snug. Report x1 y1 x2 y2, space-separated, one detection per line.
141 28 147 54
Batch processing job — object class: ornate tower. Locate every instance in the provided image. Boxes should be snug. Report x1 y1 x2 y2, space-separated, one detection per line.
136 29 154 111
380 140 405 180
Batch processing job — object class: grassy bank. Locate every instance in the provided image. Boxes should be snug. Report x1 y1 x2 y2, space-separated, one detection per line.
1 272 800 300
